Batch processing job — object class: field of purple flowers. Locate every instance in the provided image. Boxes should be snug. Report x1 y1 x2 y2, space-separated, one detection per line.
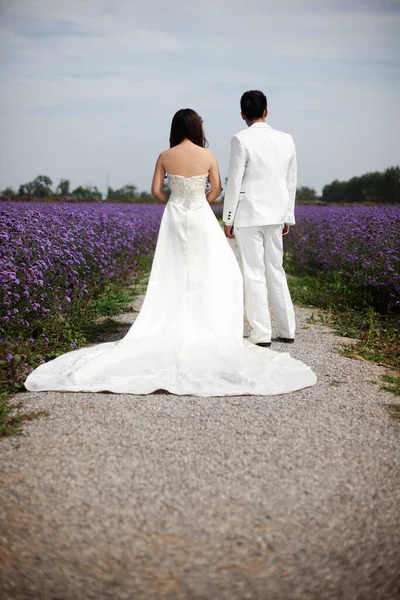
1 202 164 388
1 201 399 393
284 205 400 315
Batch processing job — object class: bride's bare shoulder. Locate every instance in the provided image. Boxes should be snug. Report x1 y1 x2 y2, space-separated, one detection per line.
191 146 216 161
156 148 172 166
204 147 218 162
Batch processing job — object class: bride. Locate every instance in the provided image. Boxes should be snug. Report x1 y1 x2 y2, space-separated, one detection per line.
25 109 316 396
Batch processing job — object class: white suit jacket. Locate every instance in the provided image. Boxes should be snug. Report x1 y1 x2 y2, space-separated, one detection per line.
223 122 297 227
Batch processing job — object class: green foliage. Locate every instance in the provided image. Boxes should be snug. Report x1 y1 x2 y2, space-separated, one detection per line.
86 286 133 318
0 282 130 393
135 251 155 274
107 184 138 201
56 178 71 196
0 251 154 436
385 403 400 419
72 185 102 199
0 287 145 438
1 187 16 196
380 374 400 397
6 175 158 203
296 186 319 203
19 175 53 198
83 318 126 342
0 391 49 438
287 274 400 370
322 165 400 204
339 315 400 369
286 274 325 308
106 185 156 203
139 190 153 200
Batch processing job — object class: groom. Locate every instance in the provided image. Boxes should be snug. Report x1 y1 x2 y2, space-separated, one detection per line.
223 90 296 348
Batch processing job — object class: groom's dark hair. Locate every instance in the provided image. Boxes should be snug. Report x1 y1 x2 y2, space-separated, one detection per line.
240 90 267 120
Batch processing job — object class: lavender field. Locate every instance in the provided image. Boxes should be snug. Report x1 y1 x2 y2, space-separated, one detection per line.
284 205 400 315
1 201 399 389
0 202 164 387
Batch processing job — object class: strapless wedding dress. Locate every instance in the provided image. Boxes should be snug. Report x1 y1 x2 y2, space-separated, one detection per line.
25 174 316 396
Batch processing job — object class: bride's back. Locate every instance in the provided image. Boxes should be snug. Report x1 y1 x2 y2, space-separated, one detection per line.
161 141 213 178
152 109 221 203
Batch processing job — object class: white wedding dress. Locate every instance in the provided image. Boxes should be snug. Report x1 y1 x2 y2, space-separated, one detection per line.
25 174 316 396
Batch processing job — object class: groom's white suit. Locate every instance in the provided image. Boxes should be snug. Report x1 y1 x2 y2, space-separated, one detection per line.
223 122 296 344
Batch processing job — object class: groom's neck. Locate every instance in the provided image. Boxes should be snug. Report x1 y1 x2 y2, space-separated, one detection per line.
245 117 266 127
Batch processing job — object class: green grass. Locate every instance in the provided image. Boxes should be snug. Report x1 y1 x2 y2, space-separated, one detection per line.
385 403 400 421
329 380 346 387
0 391 49 438
83 317 127 342
287 274 400 373
286 274 327 310
87 288 133 318
287 272 400 423
380 374 400 396
81 284 136 342
81 259 151 343
135 252 154 275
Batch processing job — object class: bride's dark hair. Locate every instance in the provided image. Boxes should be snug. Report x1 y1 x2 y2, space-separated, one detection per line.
169 109 208 148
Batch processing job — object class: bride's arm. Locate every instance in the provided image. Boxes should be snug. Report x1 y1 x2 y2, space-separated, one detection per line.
206 152 222 204
151 153 169 203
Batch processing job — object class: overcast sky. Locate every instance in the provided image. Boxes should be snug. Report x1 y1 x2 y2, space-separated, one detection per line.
0 0 399 195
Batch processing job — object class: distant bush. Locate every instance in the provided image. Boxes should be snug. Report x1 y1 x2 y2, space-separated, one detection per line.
322 166 400 204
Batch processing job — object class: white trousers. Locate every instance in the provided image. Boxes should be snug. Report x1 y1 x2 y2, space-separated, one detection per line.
235 224 296 343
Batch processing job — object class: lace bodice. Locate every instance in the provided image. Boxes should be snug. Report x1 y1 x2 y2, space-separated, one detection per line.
168 174 208 209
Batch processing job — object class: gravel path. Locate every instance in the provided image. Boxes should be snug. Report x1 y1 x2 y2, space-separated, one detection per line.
1 298 399 600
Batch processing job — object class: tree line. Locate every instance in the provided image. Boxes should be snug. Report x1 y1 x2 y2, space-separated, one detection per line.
297 165 400 204
2 165 399 203
0 176 156 203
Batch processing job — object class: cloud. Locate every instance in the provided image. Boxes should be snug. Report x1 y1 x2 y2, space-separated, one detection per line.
3 15 93 38
0 0 399 194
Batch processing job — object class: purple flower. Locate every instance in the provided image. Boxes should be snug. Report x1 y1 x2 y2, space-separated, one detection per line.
0 200 160 386
284 204 400 315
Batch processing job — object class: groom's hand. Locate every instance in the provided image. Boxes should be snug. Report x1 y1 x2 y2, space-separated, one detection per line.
282 223 290 236
224 225 235 239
